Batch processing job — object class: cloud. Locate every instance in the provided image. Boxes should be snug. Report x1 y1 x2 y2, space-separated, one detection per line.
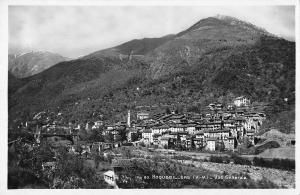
9 6 295 58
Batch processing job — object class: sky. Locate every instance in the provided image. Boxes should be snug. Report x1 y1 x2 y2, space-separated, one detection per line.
9 6 295 58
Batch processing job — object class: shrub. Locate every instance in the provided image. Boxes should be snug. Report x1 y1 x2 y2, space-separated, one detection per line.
253 157 295 170
231 154 252 165
209 155 223 163
254 141 280 154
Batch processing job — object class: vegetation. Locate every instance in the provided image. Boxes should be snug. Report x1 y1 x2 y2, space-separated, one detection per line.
253 157 295 171
209 154 251 165
260 109 295 134
8 140 108 189
208 154 295 171
254 141 280 154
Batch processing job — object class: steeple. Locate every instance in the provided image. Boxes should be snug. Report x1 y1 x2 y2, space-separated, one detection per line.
127 110 131 127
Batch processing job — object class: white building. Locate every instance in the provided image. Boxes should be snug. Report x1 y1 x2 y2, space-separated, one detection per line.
234 96 250 107
92 121 103 129
151 125 169 134
103 170 119 188
137 111 150 120
223 137 235 151
206 139 216 151
142 129 153 144
187 124 196 135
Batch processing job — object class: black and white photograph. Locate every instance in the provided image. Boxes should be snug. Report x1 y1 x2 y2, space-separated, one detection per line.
1 0 299 192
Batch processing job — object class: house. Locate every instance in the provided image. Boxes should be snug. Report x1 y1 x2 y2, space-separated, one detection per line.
198 121 222 131
195 132 205 139
191 114 202 122
151 125 169 134
75 123 85 131
215 103 223 110
236 110 245 116
186 123 197 135
245 129 255 144
86 122 94 133
224 120 235 128
160 137 170 148
227 103 235 110
206 129 231 140
103 128 121 142
133 124 146 131
169 124 186 133
153 133 162 146
244 118 259 133
223 137 236 151
193 138 203 149
194 133 204 149
168 115 185 123
206 138 217 151
137 111 150 120
234 117 246 126
159 114 173 122
103 170 119 188
185 135 193 148
92 121 103 129
142 129 153 144
208 103 215 110
106 124 115 131
234 96 250 107
127 128 138 142
178 131 189 143
168 137 177 148
42 161 56 171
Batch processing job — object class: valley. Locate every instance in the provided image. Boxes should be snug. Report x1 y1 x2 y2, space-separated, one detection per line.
8 15 295 189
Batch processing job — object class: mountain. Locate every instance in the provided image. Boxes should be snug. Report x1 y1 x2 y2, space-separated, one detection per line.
8 15 295 129
148 15 274 78
8 51 71 78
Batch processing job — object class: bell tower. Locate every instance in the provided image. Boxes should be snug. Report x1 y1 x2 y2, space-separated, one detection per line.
127 110 131 127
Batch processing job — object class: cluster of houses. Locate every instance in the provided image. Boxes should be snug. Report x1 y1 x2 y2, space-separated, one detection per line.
9 96 270 189
104 96 266 151
22 96 266 152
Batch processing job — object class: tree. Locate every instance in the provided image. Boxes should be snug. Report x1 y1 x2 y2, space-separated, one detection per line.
52 146 107 189
78 128 88 141
165 107 171 114
104 132 114 142
216 141 225 151
87 128 104 142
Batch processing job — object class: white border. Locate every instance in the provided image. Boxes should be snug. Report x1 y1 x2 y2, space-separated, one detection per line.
5 0 299 6
0 0 299 195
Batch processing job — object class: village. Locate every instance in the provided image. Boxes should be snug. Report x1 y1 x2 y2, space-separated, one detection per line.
14 96 267 154
8 95 296 189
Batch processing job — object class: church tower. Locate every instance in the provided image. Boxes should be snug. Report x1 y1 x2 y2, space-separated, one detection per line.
127 110 131 127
